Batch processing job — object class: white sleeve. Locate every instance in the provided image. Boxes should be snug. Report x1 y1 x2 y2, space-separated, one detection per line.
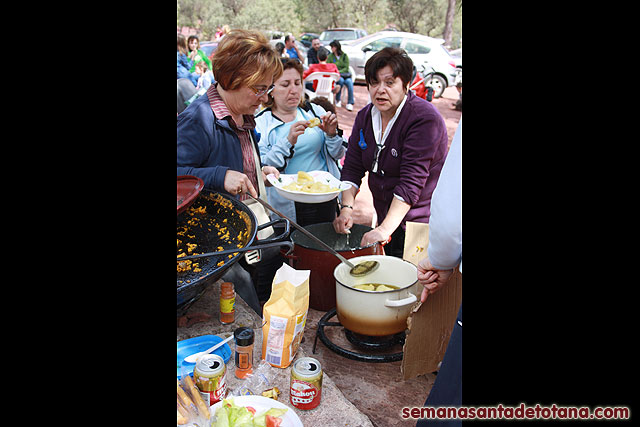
427 118 462 272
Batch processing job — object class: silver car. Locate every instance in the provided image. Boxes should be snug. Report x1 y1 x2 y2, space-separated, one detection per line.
340 31 458 98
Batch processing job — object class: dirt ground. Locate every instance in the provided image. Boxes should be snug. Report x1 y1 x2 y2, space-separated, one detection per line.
330 84 462 227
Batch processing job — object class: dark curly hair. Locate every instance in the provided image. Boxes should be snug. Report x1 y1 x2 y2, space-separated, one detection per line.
364 47 414 90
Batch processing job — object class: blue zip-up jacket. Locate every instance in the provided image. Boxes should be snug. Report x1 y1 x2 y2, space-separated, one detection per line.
177 92 262 195
254 101 345 221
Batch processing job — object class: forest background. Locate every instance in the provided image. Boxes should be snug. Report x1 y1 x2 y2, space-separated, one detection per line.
177 0 462 48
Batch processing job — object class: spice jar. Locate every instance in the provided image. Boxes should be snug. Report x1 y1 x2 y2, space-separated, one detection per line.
220 282 235 324
234 327 255 379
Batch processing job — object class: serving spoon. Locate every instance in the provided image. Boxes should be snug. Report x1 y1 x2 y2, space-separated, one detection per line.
246 194 379 277
183 335 234 364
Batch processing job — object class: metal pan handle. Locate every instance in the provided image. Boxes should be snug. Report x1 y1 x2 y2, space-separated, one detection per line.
256 217 290 242
177 240 293 262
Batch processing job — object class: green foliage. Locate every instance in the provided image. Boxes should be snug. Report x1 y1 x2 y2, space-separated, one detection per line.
177 0 461 46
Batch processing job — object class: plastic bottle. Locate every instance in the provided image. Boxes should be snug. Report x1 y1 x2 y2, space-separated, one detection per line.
234 327 255 379
220 282 235 324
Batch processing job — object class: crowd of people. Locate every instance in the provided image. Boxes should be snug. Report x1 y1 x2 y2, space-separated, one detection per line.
177 29 461 424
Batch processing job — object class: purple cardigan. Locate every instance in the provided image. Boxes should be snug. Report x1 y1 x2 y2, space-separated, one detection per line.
341 91 448 229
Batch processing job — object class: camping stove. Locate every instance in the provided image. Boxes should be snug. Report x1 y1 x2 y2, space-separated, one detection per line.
312 308 405 363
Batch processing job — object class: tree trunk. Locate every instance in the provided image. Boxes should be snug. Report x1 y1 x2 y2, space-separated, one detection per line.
442 0 456 47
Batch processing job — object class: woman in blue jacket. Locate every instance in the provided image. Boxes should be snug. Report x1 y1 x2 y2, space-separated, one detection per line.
255 58 344 226
177 30 283 313
177 34 197 86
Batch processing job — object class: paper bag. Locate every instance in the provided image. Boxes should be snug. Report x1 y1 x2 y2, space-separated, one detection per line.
261 263 310 368
400 221 462 380
403 221 430 267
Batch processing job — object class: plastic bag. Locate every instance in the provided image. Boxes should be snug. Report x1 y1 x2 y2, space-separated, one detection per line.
177 376 211 425
231 360 279 397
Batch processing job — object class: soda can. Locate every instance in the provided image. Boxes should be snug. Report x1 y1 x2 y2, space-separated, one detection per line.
290 357 322 410
193 354 227 406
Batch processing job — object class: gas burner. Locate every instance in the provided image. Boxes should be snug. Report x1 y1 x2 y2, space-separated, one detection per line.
313 308 405 362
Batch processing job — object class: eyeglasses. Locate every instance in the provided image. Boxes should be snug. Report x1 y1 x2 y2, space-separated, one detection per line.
250 84 275 97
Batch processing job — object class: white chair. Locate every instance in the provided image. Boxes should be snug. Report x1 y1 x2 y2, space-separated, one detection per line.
303 71 340 104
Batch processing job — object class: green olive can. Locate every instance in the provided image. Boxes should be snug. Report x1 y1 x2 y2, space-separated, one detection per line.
290 357 322 410
193 354 227 406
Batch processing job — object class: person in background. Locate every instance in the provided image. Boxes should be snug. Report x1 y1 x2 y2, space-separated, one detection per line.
177 29 284 313
310 96 335 115
177 78 197 114
187 35 213 74
194 61 215 91
284 34 302 61
333 47 448 258
302 47 338 92
177 34 197 86
216 24 230 41
328 40 355 111
415 118 462 427
307 37 322 65
275 42 288 58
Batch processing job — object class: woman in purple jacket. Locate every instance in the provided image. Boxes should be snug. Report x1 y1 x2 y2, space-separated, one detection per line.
333 47 449 258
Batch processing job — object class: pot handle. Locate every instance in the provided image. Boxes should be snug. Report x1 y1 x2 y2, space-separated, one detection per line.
384 293 417 307
257 218 289 242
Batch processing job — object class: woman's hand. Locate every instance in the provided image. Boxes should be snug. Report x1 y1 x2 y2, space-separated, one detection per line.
287 120 309 146
359 227 391 248
332 208 353 234
319 112 338 137
417 256 454 303
261 165 280 187
223 169 257 197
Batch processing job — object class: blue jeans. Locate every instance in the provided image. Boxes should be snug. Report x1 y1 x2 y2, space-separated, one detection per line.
335 77 354 105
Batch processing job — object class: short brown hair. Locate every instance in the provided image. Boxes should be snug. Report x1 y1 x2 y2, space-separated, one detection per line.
364 47 414 89
261 58 305 109
212 29 283 91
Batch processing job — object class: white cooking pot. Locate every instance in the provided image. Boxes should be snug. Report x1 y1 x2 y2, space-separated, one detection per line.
334 255 419 336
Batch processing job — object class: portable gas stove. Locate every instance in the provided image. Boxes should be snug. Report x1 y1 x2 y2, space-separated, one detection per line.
312 308 405 362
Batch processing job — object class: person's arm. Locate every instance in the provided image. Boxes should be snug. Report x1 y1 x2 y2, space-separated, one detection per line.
417 118 462 302
177 112 227 191
360 197 410 247
255 116 294 171
427 119 462 270
255 114 309 171
337 54 349 74
332 111 368 234
333 186 358 233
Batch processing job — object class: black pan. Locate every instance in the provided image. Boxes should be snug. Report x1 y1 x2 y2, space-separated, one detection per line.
177 189 290 315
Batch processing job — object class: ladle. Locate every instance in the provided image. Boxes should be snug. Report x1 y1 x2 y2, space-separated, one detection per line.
247 194 379 277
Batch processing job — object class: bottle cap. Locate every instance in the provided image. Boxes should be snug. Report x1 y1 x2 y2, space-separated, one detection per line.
234 326 254 346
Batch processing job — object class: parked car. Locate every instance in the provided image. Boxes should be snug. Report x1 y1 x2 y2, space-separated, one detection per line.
299 32 320 48
319 28 367 43
340 31 457 98
449 48 462 68
200 41 218 62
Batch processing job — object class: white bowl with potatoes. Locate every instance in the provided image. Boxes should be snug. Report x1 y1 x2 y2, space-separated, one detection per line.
266 170 351 203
